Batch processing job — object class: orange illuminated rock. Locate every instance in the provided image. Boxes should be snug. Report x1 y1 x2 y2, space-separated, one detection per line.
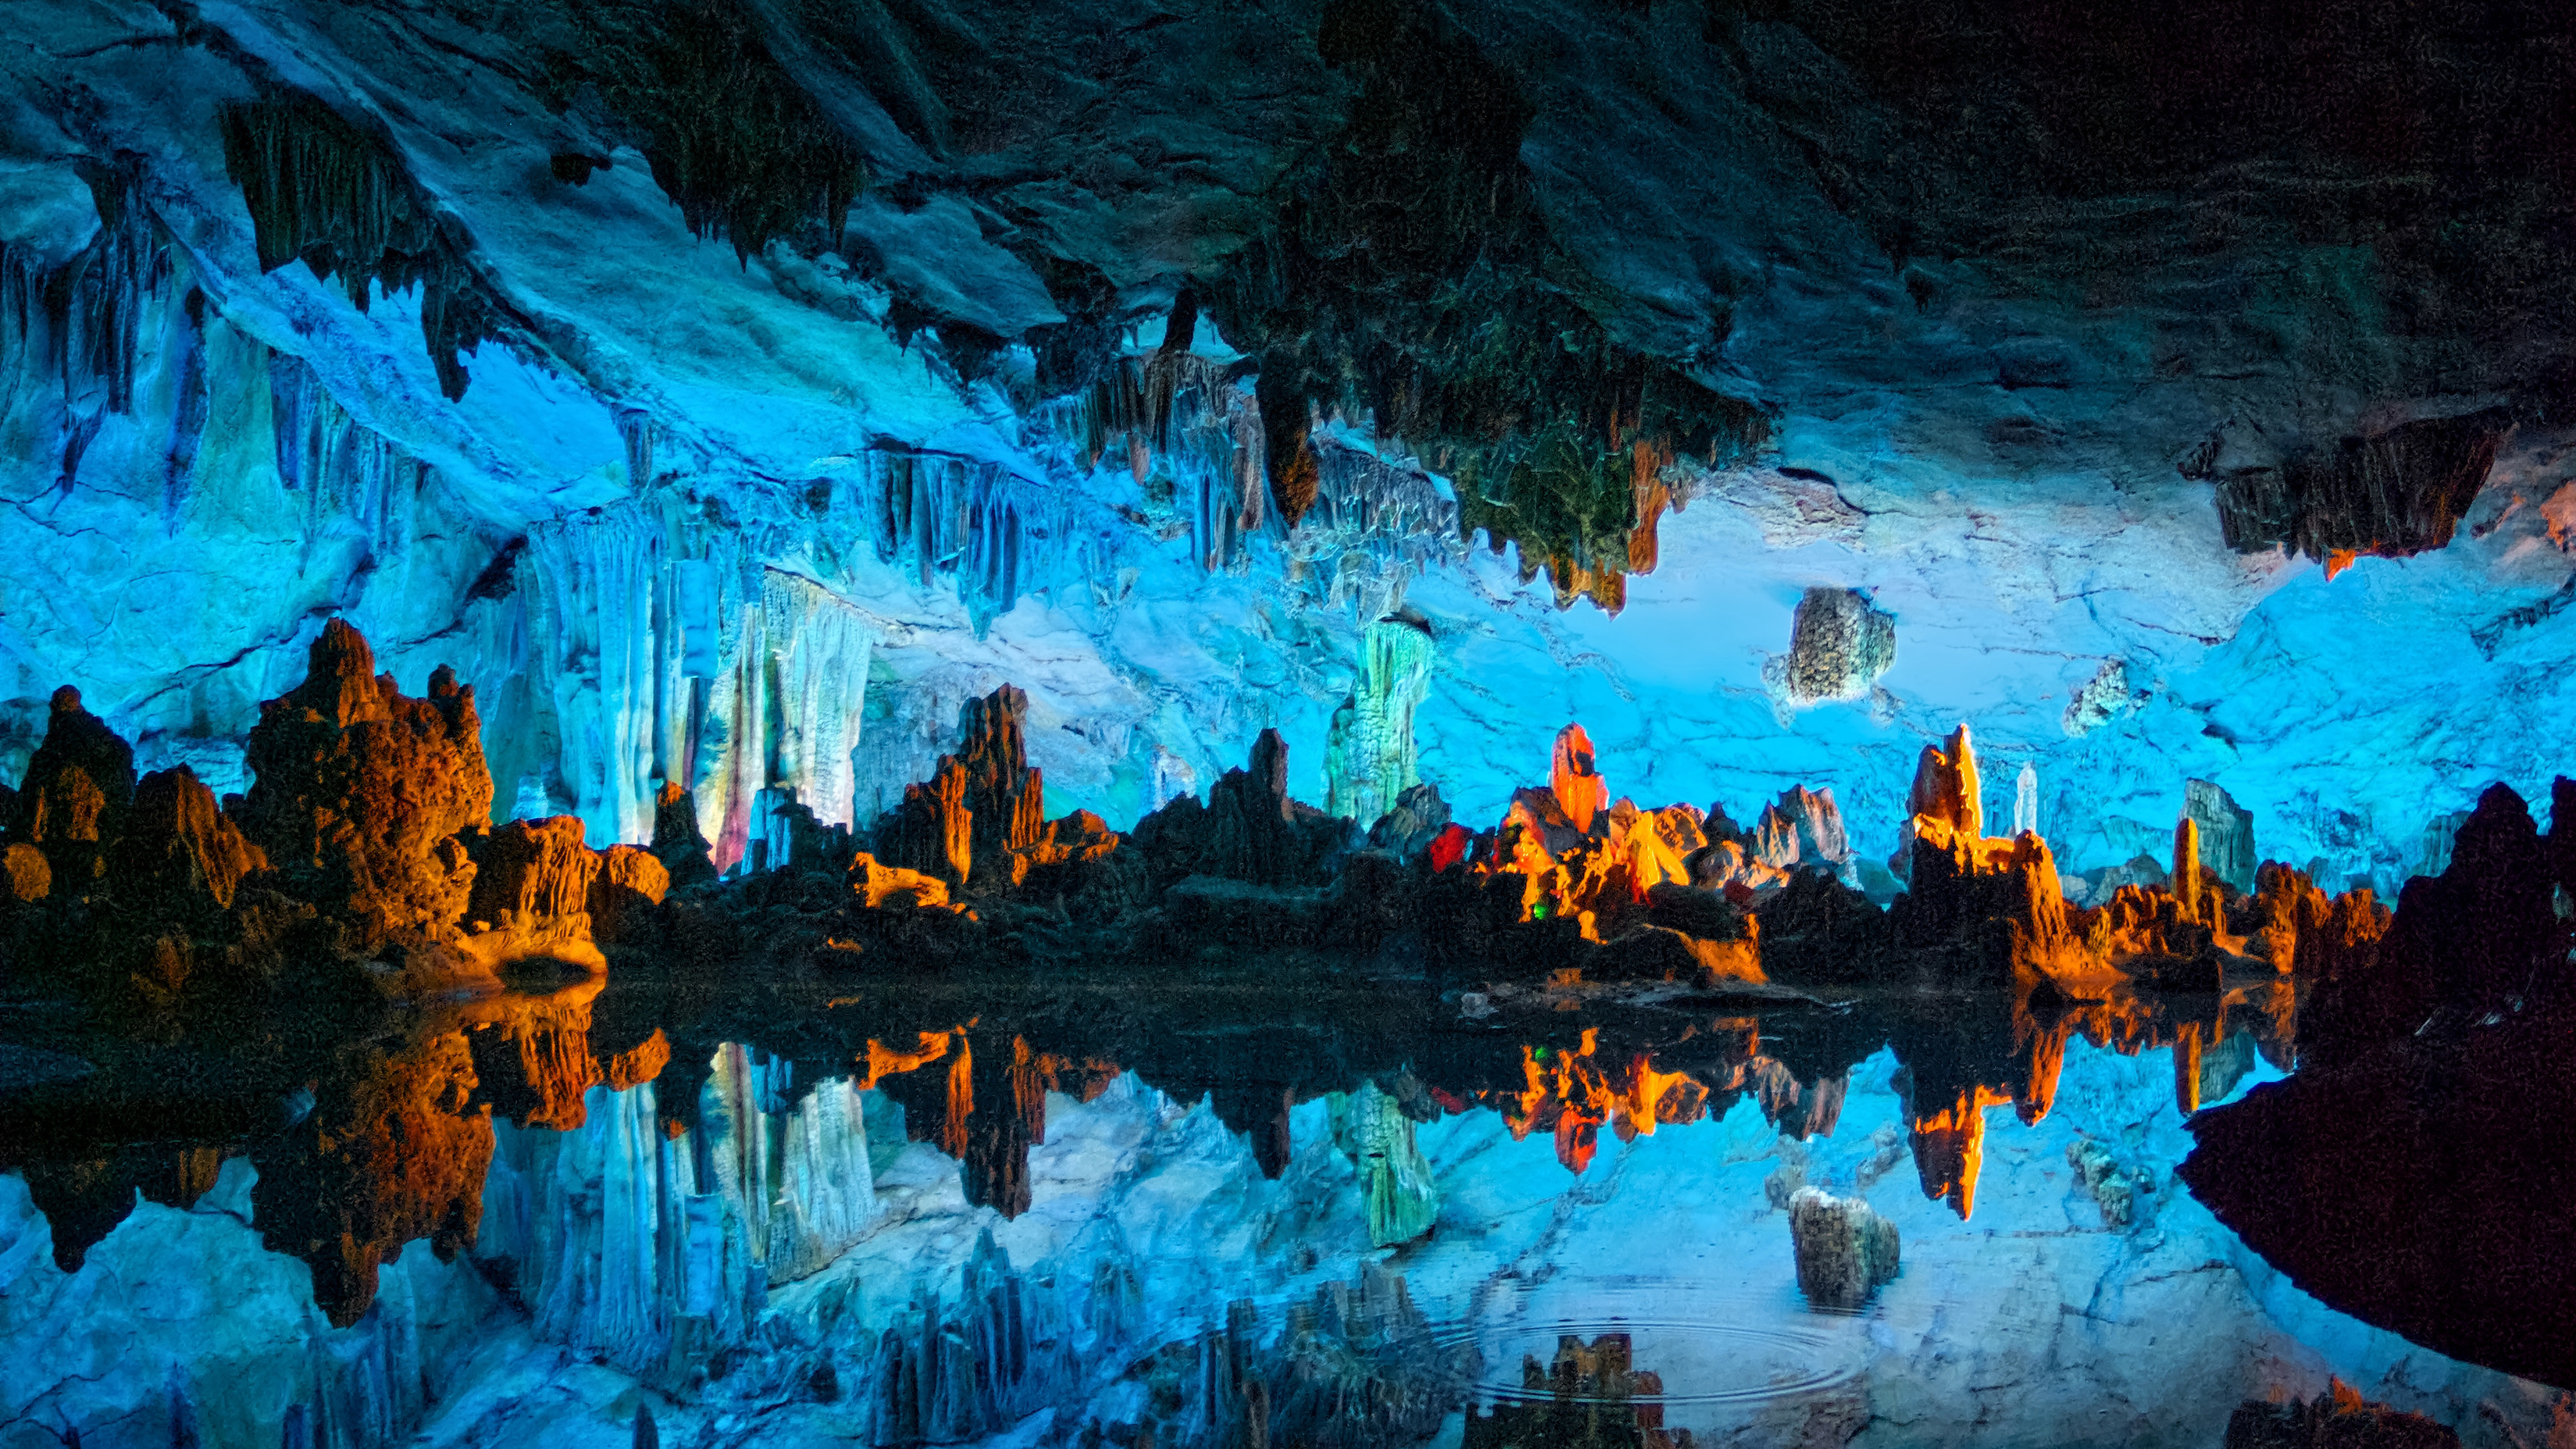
1909 1084 2011 1217
109 765 268 918
12 686 136 888
956 686 1046 871
1549 724 1607 836
1 842 49 904
889 756 974 885
1010 808 1122 890
1909 724 1982 840
256 1026 495 1327
2222 1381 2461 1449
462 815 604 969
1894 815 2092 987
239 621 494 949
849 851 957 910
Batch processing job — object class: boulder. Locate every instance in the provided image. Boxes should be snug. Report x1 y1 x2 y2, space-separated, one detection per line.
3 842 53 905
588 845 670 945
1780 587 1897 702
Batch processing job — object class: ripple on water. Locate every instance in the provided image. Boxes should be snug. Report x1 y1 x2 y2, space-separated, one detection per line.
1424 1276 1873 1410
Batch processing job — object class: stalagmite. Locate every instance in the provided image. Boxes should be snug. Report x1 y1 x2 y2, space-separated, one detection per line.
1550 723 1607 837
1324 618 1435 825
2183 778 2257 893
238 621 492 949
1344 1081 1439 1247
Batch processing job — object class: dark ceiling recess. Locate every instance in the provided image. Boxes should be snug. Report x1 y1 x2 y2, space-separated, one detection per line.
1203 0 1768 611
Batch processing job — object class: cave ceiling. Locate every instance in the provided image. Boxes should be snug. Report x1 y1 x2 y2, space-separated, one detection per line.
1 0 2572 877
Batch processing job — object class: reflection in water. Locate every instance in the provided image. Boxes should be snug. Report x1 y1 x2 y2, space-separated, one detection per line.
1 966 2559 1448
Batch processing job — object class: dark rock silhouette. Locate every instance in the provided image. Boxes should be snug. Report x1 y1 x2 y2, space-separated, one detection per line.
12 686 137 888
2221 1379 2461 1448
109 766 268 922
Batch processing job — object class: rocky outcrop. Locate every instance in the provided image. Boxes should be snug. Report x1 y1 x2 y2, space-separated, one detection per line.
587 846 669 946
107 766 268 921
2184 779 2259 894
462 816 604 969
649 780 716 888
885 756 975 885
2222 1380 2463 1448
239 621 494 949
2212 407 2512 570
954 686 1045 876
1131 730 1347 890
1786 1185 1900 1309
2182 987 2576 1389
1892 822 2086 986
847 852 957 910
1780 587 1897 702
2302 782 2560 1063
1364 782 1453 861
11 687 137 889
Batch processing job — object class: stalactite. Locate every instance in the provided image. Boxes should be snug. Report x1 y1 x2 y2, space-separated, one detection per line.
1283 440 1464 621
217 92 511 399
851 449 1114 637
268 354 435 570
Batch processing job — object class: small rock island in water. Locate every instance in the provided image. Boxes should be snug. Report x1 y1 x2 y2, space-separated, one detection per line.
1 1 2571 1444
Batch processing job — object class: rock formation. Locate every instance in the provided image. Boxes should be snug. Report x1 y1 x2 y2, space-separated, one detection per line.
1786 1185 1901 1309
107 766 268 921
1462 1333 1683 1449
1324 618 1435 826
587 846 670 945
649 780 716 888
1549 723 1607 837
2184 779 2259 894
462 816 604 968
238 621 494 949
1780 586 1898 702
2221 1380 2463 1449
1131 729 1346 890
2212 407 2512 570
11 686 137 888
2301 782 2560 1064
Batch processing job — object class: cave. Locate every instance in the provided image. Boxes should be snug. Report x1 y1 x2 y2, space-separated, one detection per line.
1 0 2570 1444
